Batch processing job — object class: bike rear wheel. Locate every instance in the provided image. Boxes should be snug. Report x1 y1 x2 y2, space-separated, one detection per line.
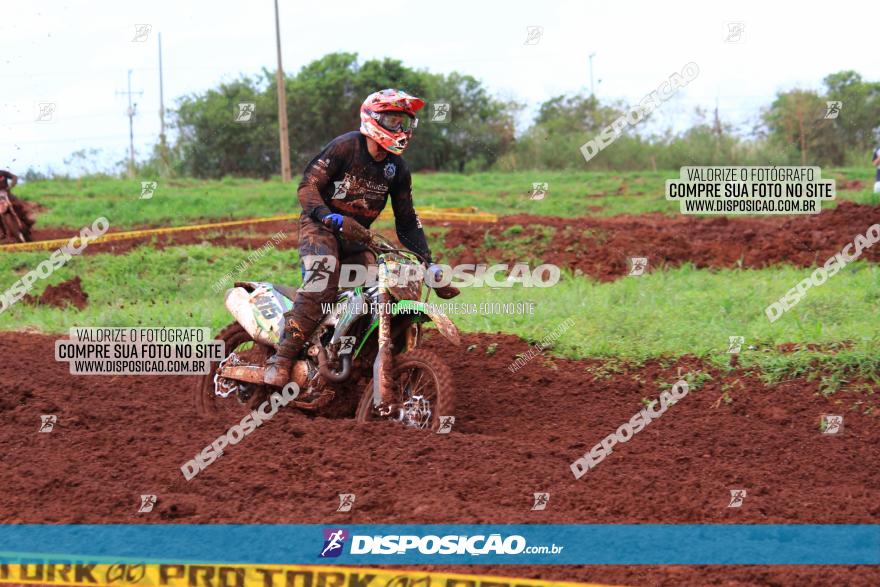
2 212 28 243
196 322 272 417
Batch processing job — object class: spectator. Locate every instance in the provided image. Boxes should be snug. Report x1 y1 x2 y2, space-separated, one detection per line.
873 146 880 193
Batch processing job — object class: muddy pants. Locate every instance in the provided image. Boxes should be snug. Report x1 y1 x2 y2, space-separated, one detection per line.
0 191 33 237
281 214 375 347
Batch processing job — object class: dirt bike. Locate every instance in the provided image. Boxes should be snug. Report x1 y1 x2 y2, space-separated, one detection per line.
0 190 31 243
197 221 461 432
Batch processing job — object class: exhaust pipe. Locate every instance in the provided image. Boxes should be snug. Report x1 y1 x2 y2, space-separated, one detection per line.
317 347 352 382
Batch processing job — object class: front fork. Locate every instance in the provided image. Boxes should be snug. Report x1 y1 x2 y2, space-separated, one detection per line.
0 193 21 225
372 259 395 410
405 322 419 351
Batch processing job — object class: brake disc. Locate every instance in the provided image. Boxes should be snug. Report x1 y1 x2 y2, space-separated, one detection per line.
400 394 432 429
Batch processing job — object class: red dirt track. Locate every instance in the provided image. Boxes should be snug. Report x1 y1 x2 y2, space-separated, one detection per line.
21 201 880 281
442 201 880 280
1 330 878 586
4 201 880 585
23 276 88 310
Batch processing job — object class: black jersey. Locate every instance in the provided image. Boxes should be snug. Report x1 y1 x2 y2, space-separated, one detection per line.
297 131 431 263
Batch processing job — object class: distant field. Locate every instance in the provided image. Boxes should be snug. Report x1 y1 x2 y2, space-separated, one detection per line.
5 170 879 397
15 168 880 230
2 243 878 397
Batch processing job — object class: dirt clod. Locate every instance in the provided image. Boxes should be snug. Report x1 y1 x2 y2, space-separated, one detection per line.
23 276 88 310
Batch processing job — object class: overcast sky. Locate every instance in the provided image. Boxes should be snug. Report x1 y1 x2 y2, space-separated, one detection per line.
2 0 877 175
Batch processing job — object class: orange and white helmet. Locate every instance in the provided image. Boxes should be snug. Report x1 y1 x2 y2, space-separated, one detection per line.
359 89 425 155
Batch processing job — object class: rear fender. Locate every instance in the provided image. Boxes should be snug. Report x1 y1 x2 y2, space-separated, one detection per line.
224 283 292 345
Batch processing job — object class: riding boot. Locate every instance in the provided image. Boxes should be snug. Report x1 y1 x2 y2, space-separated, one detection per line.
263 320 308 387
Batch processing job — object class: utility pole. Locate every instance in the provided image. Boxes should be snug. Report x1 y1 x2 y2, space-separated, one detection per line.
158 32 170 174
116 69 143 177
274 0 292 182
589 53 596 98
797 98 808 166
713 97 722 161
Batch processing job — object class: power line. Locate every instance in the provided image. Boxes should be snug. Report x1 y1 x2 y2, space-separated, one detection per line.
6 133 159 145
2 112 126 126
0 66 157 78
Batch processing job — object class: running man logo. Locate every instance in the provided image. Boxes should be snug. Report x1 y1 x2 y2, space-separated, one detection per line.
530 182 548 201
300 255 337 292
336 494 355 512
531 493 549 511
725 22 745 43
629 257 648 276
319 528 349 558
332 175 353 199
437 415 455 434
235 103 255 123
431 103 450 123
524 25 543 45
140 181 158 200
138 494 157 513
36 102 56 122
821 414 843 435
338 336 356 356
728 489 746 508
727 336 745 354
105 564 146 584
132 24 152 42
824 101 842 119
39 414 57 433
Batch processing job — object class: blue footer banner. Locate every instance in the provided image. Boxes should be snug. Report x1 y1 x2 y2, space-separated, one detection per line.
0 525 877 565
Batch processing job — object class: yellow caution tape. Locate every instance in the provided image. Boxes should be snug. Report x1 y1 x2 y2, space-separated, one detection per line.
380 209 497 223
0 562 625 587
0 208 496 253
381 206 497 223
0 215 301 253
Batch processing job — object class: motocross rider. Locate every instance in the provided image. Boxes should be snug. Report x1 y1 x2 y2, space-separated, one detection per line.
0 170 18 192
0 169 33 238
264 89 451 387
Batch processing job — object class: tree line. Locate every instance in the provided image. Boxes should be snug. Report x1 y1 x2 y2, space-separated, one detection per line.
47 54 880 179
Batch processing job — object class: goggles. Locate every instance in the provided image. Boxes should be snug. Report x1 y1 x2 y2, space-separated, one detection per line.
374 111 417 132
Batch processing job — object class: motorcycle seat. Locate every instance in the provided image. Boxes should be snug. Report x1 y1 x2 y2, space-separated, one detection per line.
272 283 300 302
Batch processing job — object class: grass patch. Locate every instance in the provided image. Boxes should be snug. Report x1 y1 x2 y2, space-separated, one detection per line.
15 168 880 230
2 246 877 389
0 245 295 332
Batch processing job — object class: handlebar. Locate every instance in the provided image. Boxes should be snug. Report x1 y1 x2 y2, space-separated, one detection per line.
324 215 458 298
327 216 430 265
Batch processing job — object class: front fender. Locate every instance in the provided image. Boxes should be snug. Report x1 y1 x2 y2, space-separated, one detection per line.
393 300 461 346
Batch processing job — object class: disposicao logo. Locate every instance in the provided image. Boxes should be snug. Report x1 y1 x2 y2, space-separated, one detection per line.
319 531 533 558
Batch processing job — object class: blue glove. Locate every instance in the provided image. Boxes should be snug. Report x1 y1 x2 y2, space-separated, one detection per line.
322 213 344 232
426 263 444 284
